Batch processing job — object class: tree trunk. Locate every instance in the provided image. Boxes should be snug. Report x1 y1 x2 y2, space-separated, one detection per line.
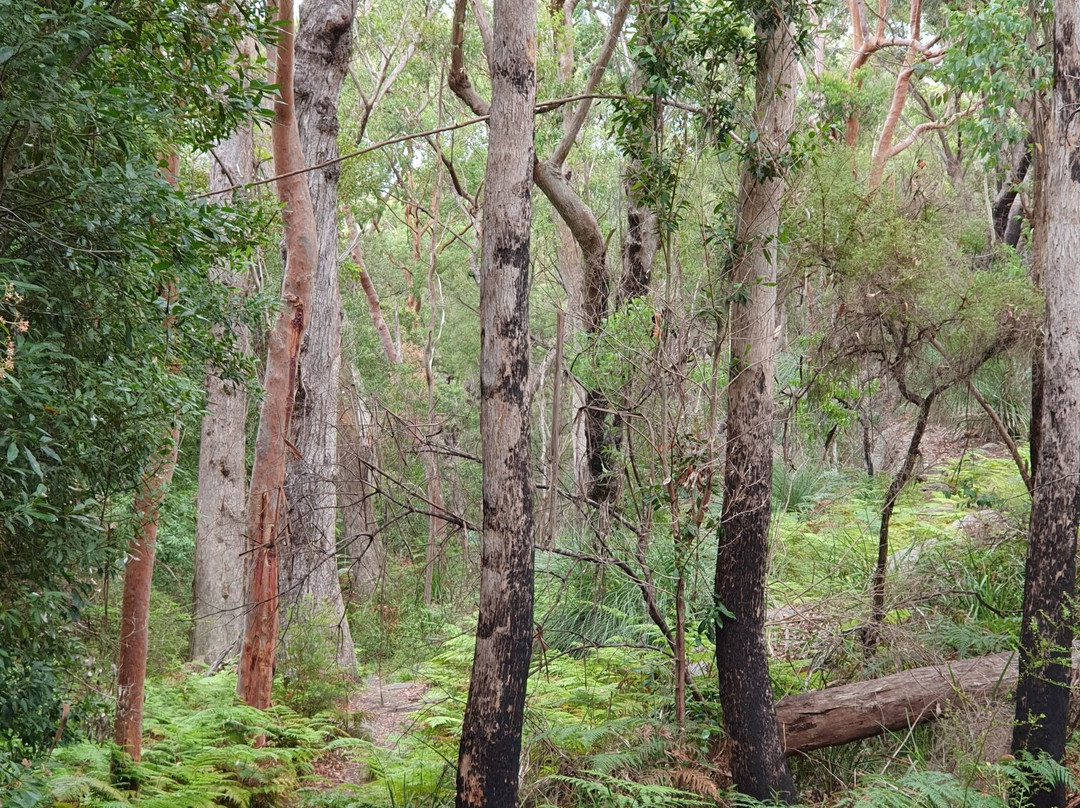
114 424 180 762
237 0 319 711
618 167 657 306
1011 8 1080 806
114 156 182 762
191 126 255 666
455 0 537 804
776 652 1018 754
339 383 385 598
714 12 798 803
867 0 924 189
991 138 1031 243
280 0 359 674
533 161 615 508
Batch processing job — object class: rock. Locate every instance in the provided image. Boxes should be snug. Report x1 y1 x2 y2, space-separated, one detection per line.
950 510 1015 543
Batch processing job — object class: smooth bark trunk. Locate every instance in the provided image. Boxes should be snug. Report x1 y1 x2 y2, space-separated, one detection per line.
114 157 182 762
714 12 798 803
455 0 537 803
115 425 179 762
237 0 319 710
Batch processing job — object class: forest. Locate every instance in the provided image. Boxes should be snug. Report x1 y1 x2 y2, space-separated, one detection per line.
1 0 1079 806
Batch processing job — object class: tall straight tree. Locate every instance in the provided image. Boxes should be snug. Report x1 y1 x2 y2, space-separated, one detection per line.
191 126 256 665
281 0 358 673
1010 4 1080 806
237 0 319 710
454 0 537 804
713 6 798 802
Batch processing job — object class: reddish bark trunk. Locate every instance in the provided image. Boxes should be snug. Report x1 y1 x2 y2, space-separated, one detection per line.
114 424 180 761
114 155 182 762
237 0 319 711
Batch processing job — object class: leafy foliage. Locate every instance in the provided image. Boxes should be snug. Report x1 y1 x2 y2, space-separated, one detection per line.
0 0 274 757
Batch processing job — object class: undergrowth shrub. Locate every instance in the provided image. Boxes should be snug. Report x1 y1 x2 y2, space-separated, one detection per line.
534 527 715 655
277 604 359 717
3 672 335 808
348 558 458 671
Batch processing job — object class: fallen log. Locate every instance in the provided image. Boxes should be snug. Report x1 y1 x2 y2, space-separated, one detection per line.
775 652 1018 754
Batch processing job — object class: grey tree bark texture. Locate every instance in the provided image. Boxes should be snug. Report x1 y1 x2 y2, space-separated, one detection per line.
281 0 359 673
714 9 798 803
454 0 537 804
191 126 256 665
338 381 385 599
1010 7 1080 807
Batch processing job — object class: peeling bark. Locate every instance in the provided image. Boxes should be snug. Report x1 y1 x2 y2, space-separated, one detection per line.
237 0 320 711
279 0 359 675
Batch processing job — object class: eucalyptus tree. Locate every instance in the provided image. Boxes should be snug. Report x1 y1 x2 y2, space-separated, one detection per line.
1010 2 1080 803
450 0 630 513
280 0 359 674
713 2 799 798
192 122 258 666
238 0 320 711
453 0 538 804
115 157 183 763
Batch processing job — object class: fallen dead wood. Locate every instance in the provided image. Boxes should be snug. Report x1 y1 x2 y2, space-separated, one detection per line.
775 652 1018 754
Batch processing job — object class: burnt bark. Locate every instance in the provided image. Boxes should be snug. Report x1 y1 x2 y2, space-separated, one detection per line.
991 139 1031 244
455 0 537 804
714 12 798 804
281 0 358 674
191 126 255 665
618 171 657 306
237 0 319 710
1011 8 1080 806
449 0 628 511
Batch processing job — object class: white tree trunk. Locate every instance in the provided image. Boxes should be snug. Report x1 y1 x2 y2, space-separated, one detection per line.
191 127 255 665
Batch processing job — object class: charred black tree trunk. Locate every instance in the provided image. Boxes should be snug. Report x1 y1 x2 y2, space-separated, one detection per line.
714 10 797 804
455 0 537 803
1011 8 1080 807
